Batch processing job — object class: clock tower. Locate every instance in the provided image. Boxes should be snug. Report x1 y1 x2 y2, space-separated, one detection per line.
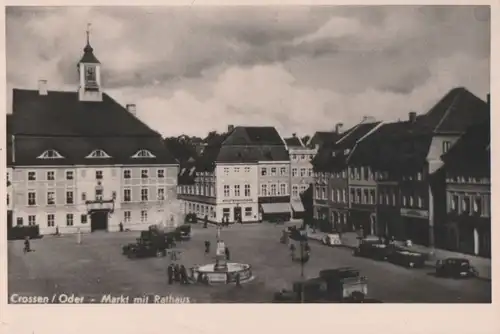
78 24 102 102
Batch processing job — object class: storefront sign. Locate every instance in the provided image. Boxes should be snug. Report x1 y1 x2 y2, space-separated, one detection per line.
400 208 429 218
221 199 253 204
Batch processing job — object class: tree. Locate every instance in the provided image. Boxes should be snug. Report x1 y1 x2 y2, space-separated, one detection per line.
302 135 310 146
164 136 198 164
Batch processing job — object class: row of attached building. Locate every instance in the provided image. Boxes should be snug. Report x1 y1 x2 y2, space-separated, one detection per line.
311 88 490 258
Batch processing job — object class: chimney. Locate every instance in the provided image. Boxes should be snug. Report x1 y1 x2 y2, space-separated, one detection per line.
487 93 490 106
409 111 417 123
38 80 48 96
362 116 376 123
126 104 137 116
335 123 343 134
228 124 234 132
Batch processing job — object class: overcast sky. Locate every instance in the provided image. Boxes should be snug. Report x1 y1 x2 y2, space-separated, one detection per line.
6 6 490 137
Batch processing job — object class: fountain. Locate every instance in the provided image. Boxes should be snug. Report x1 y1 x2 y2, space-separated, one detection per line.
192 224 253 284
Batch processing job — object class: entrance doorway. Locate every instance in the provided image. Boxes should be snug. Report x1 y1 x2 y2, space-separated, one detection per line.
91 210 109 232
234 206 242 223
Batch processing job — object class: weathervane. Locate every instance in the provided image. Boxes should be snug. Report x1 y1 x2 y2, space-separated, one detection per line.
86 23 92 45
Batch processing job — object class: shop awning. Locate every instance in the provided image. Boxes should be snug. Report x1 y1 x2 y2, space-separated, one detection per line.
261 203 290 214
291 200 305 213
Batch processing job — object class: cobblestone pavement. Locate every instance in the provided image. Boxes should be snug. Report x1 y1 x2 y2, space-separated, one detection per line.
8 223 491 303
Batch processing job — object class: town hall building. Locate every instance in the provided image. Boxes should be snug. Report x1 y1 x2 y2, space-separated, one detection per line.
6 30 179 235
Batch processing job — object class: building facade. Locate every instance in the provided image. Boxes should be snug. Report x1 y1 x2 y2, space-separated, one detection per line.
441 120 490 257
7 34 178 235
178 126 288 223
284 135 316 218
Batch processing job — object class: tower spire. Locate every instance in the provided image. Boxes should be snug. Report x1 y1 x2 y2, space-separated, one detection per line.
86 23 91 45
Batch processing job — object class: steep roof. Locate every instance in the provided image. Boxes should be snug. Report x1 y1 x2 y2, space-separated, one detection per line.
8 89 176 166
11 89 157 136
284 136 303 147
421 87 489 134
79 43 100 64
442 120 490 177
307 131 342 148
347 120 432 173
195 126 288 172
312 121 380 172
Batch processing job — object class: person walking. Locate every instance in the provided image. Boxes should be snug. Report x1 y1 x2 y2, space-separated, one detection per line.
119 221 124 232
205 240 211 254
235 272 241 287
23 236 31 254
225 246 230 261
180 265 188 285
174 264 181 282
167 264 174 285
204 215 208 229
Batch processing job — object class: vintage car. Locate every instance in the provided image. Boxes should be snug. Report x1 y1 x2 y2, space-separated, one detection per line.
273 267 368 303
322 233 342 247
435 258 478 278
353 236 393 261
122 238 167 259
176 224 192 240
387 249 426 268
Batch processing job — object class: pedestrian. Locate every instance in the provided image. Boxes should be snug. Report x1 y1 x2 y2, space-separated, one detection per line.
204 215 208 229
55 225 60 236
180 265 188 285
235 272 241 287
119 221 124 232
203 274 210 285
23 236 31 254
226 273 230 284
167 264 174 285
225 246 230 261
205 240 211 254
174 264 181 282
290 243 296 261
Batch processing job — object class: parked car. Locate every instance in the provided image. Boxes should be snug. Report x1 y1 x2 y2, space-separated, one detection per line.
353 236 392 261
122 238 167 259
322 233 342 247
435 258 478 278
176 224 192 240
387 250 426 268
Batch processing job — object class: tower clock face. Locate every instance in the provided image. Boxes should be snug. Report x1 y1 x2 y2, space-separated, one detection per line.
86 66 96 81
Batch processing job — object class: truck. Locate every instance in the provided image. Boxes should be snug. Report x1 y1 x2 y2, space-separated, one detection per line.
273 267 373 303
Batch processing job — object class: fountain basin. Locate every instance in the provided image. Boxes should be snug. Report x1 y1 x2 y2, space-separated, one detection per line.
193 262 253 284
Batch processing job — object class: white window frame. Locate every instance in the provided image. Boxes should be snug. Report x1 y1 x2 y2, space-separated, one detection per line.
28 215 36 226
27 191 37 206
95 170 103 180
157 187 165 200
261 167 267 176
234 185 240 197
157 169 165 178
280 183 286 195
46 170 55 181
47 191 55 205
47 214 55 227
141 169 149 179
66 190 74 205
124 211 131 223
224 185 230 197
244 184 251 197
141 210 148 222
141 188 149 202
27 171 36 181
66 170 74 180
66 213 74 226
123 169 131 179
261 184 268 196
124 188 131 202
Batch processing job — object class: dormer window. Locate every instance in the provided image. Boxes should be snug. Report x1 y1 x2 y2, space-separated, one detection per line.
86 149 111 159
131 149 156 159
37 149 64 159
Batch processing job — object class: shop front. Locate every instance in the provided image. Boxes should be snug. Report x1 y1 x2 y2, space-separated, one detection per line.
400 208 429 246
444 215 491 258
260 202 291 222
377 208 402 240
218 199 259 223
348 208 373 236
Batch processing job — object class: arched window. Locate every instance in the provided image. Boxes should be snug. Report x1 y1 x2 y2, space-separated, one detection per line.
37 149 64 159
131 149 156 159
86 149 111 159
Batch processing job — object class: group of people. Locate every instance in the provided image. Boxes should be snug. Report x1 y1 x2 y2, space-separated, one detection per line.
167 263 189 285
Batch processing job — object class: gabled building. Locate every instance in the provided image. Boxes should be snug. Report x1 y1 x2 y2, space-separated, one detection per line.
441 120 490 257
284 134 317 218
311 118 380 234
7 32 178 234
178 126 290 223
306 124 343 149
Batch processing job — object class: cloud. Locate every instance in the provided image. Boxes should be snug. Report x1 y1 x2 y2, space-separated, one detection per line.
6 6 490 138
